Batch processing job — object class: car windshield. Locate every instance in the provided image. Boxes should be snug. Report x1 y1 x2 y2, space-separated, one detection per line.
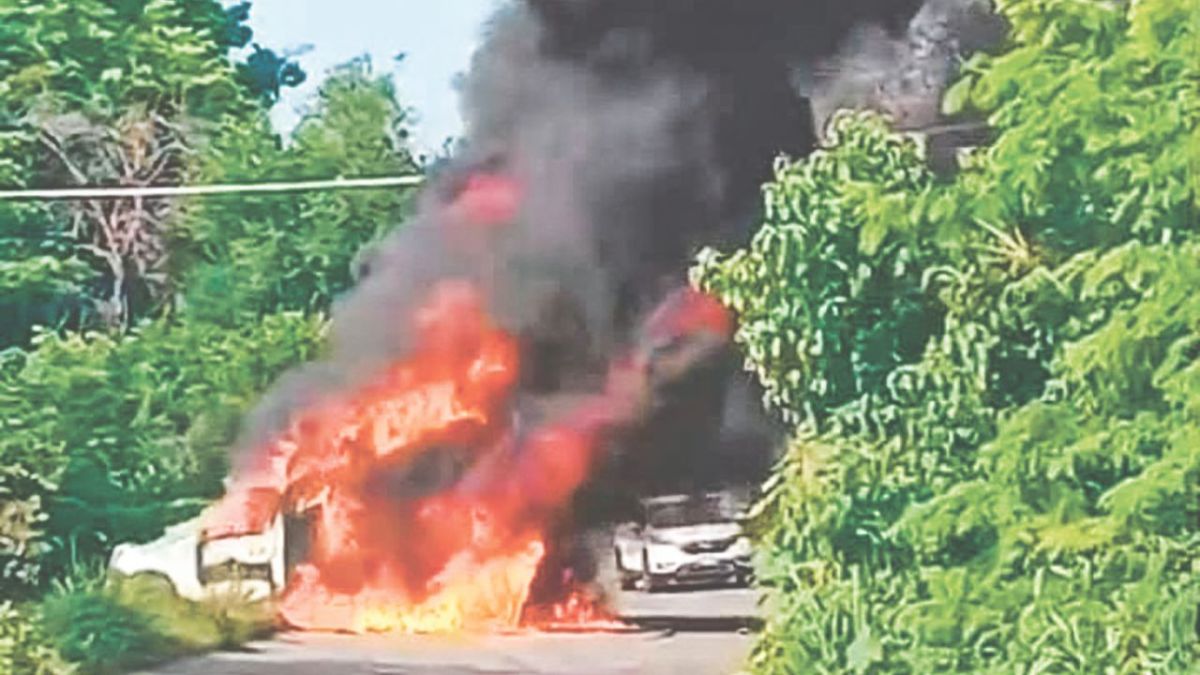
645 496 731 528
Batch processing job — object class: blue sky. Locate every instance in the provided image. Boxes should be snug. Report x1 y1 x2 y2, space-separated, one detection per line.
246 0 500 155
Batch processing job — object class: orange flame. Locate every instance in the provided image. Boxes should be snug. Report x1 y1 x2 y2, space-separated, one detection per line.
208 280 614 634
452 173 522 227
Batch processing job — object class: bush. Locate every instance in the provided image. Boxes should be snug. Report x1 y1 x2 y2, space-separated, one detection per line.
0 312 327 593
0 467 54 600
694 0 1199 671
0 602 73 675
179 57 421 326
41 576 173 674
39 569 274 674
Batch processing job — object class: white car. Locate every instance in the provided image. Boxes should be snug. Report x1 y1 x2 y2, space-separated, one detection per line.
108 488 292 602
614 493 753 592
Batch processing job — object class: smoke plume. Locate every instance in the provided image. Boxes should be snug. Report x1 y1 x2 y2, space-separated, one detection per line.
236 0 944 458
213 0 1012 624
224 1 1001 617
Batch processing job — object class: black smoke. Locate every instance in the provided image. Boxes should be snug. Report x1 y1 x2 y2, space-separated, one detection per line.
805 0 1005 133
236 0 999 508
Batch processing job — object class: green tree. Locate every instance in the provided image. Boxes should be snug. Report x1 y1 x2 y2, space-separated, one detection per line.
0 0 241 338
0 53 422 600
180 56 421 326
0 6 418 672
0 313 327 595
695 0 1199 670
0 0 307 342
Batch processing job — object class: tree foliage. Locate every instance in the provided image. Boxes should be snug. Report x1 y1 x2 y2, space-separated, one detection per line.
180 57 420 326
0 312 327 597
0 0 312 344
694 0 1199 671
0 5 420 671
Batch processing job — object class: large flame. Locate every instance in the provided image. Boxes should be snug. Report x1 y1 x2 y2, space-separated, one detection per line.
206 279 623 633
204 173 734 634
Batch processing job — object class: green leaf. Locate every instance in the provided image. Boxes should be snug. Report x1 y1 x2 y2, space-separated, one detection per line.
941 77 975 116
845 627 882 672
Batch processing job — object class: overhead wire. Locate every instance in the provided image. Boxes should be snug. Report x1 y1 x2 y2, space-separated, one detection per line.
0 175 425 202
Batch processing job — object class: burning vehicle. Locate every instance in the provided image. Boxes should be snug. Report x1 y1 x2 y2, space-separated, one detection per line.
229 283 734 633
614 493 752 592
105 0 991 637
109 278 735 631
108 488 319 603
108 517 245 603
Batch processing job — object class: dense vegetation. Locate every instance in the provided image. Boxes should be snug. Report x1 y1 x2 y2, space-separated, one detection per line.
0 1 420 671
2 0 1195 673
694 0 1198 671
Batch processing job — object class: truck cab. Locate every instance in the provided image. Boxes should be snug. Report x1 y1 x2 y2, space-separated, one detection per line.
108 487 317 602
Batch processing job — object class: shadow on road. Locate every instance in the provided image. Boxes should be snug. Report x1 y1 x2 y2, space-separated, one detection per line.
636 580 753 594
625 615 762 634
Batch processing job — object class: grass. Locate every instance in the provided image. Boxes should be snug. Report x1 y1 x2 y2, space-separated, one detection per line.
36 567 276 674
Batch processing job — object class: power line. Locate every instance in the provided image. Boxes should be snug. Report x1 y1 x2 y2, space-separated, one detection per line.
0 175 424 202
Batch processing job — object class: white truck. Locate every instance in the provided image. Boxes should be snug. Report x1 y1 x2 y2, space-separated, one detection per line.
108 487 314 602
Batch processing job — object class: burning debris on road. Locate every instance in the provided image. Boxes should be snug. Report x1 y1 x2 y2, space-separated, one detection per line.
205 0 992 635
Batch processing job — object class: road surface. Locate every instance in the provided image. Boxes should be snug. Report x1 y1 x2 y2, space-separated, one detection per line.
144 587 760 675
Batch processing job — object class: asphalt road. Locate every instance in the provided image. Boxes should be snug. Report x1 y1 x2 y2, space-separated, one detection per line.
144 587 760 675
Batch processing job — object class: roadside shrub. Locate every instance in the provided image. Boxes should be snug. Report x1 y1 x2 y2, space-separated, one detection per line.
0 312 327 591
0 467 54 600
108 573 276 653
0 602 73 675
41 573 173 675
694 0 1199 671
694 112 941 431
39 569 275 675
